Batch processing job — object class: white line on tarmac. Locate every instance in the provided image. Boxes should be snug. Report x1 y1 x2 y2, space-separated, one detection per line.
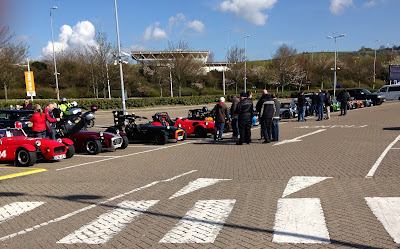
366 135 400 178
273 129 326 146
282 176 332 198
159 199 236 243
56 141 193 171
169 178 231 199
73 155 118 158
365 197 400 244
0 170 197 242
0 202 45 224
57 200 159 244
127 145 160 148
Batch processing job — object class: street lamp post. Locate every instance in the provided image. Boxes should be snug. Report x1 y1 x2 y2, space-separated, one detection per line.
244 35 250 92
49 6 60 101
327 33 346 100
373 39 380 89
114 0 126 113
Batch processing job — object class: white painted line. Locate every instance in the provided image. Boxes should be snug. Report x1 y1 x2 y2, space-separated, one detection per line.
282 176 332 198
391 148 400 150
162 170 197 182
365 197 400 243
273 129 326 146
57 200 159 244
295 125 367 129
127 145 160 148
0 202 45 224
56 141 193 171
273 198 330 243
73 155 118 158
366 135 400 178
0 170 196 242
160 199 236 243
169 178 231 199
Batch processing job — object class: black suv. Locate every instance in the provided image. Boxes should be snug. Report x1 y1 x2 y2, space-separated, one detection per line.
346 88 386 105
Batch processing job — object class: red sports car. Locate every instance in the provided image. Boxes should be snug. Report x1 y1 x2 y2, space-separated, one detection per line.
0 127 74 166
152 112 215 138
66 131 127 155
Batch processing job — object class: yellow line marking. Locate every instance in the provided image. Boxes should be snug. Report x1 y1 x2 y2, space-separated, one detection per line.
0 167 47 181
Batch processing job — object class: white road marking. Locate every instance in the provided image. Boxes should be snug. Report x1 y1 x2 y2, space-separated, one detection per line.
391 148 400 150
295 125 367 129
282 176 332 198
366 135 400 178
127 145 160 148
273 129 326 146
57 200 159 244
0 202 45 224
169 178 231 199
365 197 400 243
273 198 330 243
0 170 196 242
160 199 236 243
73 155 118 158
56 141 193 171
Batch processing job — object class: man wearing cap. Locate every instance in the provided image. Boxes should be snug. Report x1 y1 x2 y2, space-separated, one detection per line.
212 97 229 141
236 92 253 145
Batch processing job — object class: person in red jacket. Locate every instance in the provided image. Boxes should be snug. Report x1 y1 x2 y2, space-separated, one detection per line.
29 104 46 138
45 101 60 140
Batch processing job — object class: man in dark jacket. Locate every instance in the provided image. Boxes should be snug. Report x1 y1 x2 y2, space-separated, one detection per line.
212 97 229 141
297 91 306 122
256 93 275 143
339 89 350 116
236 92 253 145
230 95 239 139
324 90 331 120
310 92 317 116
317 89 325 121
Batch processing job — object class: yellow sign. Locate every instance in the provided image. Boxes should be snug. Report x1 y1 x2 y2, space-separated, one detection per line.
24 71 36 97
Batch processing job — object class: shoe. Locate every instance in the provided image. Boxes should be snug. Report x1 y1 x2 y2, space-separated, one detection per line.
236 142 243 145
326 118 330 120
218 138 223 141
316 119 321 121
263 140 270 143
339 114 343 116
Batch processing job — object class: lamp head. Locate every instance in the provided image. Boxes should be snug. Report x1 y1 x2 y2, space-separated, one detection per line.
327 36 333 39
244 35 250 38
51 6 57 9
339 34 346 37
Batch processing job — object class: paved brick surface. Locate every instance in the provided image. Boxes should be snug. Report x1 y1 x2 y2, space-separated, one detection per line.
0 100 399 248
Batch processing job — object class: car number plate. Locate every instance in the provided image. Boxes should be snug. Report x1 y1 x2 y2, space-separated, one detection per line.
53 154 66 160
178 135 183 140
114 143 122 148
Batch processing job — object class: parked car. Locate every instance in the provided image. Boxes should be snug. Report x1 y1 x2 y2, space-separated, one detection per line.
106 111 185 145
0 109 34 136
0 127 74 166
291 98 311 116
279 102 297 119
152 112 213 138
187 107 233 133
375 85 400 100
347 88 386 105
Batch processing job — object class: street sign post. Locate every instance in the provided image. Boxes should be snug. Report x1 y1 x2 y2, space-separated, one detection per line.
24 71 36 99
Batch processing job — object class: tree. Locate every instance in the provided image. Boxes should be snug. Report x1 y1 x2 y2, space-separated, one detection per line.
226 45 245 94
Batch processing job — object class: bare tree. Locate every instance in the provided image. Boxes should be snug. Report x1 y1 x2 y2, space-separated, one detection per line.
226 45 245 94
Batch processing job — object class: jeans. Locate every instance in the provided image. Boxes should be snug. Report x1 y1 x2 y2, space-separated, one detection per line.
318 105 324 120
34 131 46 138
272 119 279 141
47 127 56 140
231 118 239 137
310 104 317 116
298 106 305 122
214 122 225 139
325 105 330 119
340 102 347 115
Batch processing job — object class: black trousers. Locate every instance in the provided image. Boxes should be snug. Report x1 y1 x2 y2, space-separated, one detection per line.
238 119 252 144
261 117 273 142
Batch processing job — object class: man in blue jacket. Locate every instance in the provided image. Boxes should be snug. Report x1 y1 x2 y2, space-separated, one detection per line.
317 89 325 121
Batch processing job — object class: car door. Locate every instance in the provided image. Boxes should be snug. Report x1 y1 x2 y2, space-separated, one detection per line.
387 86 400 100
378 86 388 99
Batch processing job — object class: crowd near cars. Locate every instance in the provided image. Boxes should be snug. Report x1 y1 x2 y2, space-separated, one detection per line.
0 87 390 166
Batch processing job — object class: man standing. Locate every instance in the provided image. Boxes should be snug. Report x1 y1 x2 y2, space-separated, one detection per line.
236 92 253 145
212 97 229 141
230 95 239 139
256 91 275 143
45 101 61 140
297 91 306 122
317 89 325 121
19 99 33 110
339 89 350 116
310 92 317 116
324 90 331 120
272 94 280 142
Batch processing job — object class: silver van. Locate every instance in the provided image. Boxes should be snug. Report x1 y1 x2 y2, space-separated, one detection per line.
376 85 400 100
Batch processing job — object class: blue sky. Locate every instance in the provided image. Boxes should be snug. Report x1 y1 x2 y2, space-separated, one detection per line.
3 0 400 62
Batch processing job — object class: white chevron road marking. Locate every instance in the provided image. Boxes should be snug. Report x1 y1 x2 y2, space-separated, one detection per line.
0 202 45 224
169 178 231 199
282 176 332 198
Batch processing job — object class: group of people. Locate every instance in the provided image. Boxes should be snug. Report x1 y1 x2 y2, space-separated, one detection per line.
28 98 75 139
212 89 280 145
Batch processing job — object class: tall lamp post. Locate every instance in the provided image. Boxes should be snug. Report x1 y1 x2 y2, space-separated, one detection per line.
244 35 250 92
114 0 126 113
373 39 380 89
327 33 346 100
49 6 60 101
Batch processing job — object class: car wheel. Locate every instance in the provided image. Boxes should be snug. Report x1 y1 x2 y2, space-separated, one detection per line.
66 144 75 158
85 139 102 155
16 148 36 167
181 128 188 140
283 112 290 119
154 133 168 145
194 127 208 138
120 135 129 149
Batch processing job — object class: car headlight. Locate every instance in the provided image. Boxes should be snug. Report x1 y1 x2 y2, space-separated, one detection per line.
99 131 104 137
57 138 62 143
166 125 170 129
205 122 208 126
116 129 120 135
177 124 181 128
378 95 384 98
35 140 41 147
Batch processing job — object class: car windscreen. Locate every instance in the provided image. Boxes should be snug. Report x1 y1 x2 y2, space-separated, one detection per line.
361 89 372 94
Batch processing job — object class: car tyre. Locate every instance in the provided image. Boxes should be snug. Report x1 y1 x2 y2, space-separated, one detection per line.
120 135 129 149
154 133 168 145
85 139 102 155
66 144 75 158
16 148 36 167
283 112 290 119
194 126 207 138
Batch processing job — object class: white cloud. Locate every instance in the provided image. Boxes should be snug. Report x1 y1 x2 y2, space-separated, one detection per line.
364 0 376 7
41 21 96 57
185 20 205 33
142 23 168 41
329 0 353 15
168 13 185 31
220 0 278 26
